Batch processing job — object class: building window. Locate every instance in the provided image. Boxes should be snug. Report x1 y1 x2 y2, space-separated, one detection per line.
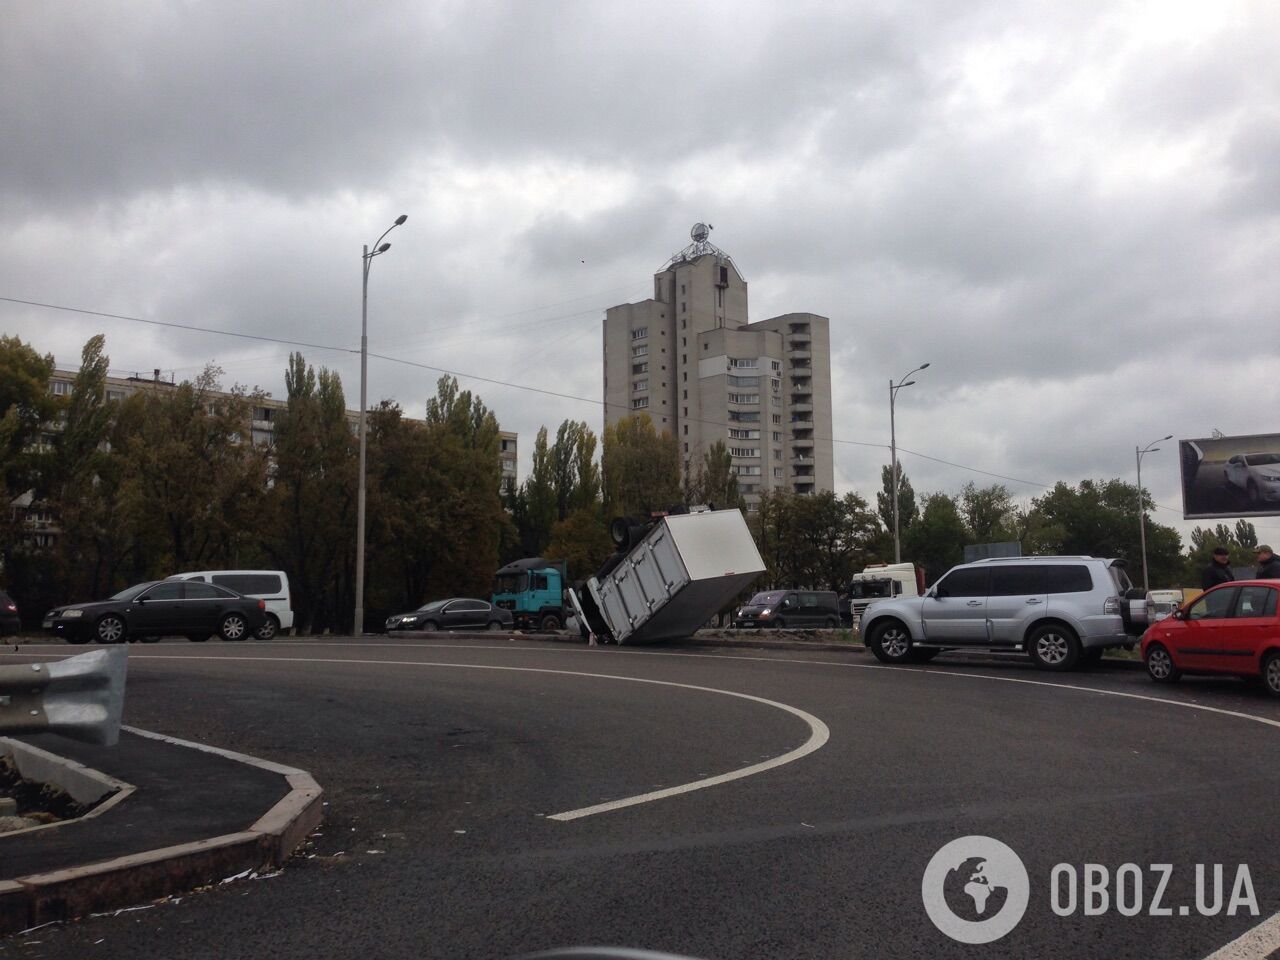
774 467 784 478
771 360 781 372
684 442 688 452
681 284 686 294
683 406 687 415
634 380 648 392
632 345 648 357
50 380 72 396
728 357 757 368
683 425 688 435
771 396 781 406
682 354 687 364
631 327 648 340
729 447 759 458
632 397 649 410
682 372 687 382
772 431 782 442
681 302 686 312
772 414 781 425
106 389 125 401
683 389 687 399
632 362 648 374
773 449 782 460
682 337 686 347
732 465 762 477
728 411 760 423
740 484 759 494
681 318 686 330
727 375 760 387
729 428 760 440
727 393 760 404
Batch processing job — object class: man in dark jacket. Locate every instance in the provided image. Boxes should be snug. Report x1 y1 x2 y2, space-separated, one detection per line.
1256 545 1280 580
1202 547 1236 590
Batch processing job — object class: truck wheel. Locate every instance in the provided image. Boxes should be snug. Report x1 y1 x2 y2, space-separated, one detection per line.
539 614 562 632
867 620 914 664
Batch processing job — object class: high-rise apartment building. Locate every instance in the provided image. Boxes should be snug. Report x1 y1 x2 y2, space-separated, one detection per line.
603 225 834 510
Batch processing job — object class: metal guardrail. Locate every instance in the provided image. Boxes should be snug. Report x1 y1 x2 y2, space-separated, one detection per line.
0 648 127 745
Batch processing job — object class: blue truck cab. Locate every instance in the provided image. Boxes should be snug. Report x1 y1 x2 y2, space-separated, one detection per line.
491 558 568 631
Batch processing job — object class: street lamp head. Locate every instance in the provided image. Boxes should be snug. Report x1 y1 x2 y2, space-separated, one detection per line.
901 380 916 388
1162 434 1173 441
394 214 408 226
920 362 931 370
377 242 391 254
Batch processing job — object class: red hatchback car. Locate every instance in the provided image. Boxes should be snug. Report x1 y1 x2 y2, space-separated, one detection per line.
1141 580 1280 696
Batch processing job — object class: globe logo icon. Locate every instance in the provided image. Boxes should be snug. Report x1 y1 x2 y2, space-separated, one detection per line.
923 837 1029 944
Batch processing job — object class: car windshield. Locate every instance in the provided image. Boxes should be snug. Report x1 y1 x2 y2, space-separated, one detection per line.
747 591 784 605
415 600 448 613
109 583 152 601
493 573 527 594
1245 453 1280 466
849 580 894 599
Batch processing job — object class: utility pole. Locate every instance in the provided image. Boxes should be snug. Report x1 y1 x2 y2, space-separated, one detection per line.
1136 433 1172 595
889 362 930 564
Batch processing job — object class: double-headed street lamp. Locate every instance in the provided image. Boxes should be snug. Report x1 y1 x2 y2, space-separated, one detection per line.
889 362 930 564
1135 433 1172 595
354 214 408 638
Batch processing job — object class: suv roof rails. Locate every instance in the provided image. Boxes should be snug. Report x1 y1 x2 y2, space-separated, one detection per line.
968 555 1099 563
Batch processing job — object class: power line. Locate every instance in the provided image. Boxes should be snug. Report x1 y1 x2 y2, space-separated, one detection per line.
0 293 1212 509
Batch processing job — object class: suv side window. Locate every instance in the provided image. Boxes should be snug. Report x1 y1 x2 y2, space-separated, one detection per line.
1233 586 1278 619
1039 565 1093 594
935 568 988 598
988 566 1041 596
1188 587 1238 621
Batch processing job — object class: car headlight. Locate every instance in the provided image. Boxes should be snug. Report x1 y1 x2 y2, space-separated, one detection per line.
402 616 418 623
62 609 84 619
760 608 772 616
1262 474 1280 482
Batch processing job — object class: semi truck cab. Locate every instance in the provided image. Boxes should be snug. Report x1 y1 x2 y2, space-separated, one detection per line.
491 558 567 631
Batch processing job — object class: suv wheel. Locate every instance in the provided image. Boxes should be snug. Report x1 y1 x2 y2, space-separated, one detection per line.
1027 624 1081 671
1145 643 1182 684
1262 651 1280 698
868 620 914 664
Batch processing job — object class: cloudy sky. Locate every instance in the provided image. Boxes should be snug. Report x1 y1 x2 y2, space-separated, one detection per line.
4 0 1279 541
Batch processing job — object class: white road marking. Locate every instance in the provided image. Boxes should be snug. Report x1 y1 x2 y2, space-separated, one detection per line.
1202 910 1280 960
81 653 831 822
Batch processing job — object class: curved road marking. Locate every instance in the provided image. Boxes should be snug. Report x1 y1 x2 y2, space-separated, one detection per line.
110 654 830 822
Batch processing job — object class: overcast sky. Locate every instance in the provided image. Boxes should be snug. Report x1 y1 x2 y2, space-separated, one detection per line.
3 0 1279 541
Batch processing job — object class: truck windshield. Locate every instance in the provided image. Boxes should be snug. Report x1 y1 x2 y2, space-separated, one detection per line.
849 580 893 599
493 573 528 594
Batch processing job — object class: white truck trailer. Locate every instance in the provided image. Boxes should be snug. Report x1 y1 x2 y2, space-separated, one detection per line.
569 507 766 645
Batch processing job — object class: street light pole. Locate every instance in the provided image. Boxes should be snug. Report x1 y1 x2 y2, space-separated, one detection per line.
889 362 930 564
1135 433 1172 595
354 215 407 638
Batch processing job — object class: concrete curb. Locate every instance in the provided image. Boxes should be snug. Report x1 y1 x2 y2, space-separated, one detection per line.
1 727 323 935
0 738 136 837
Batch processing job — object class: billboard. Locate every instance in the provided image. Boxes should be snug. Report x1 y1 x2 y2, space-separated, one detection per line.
1179 433 1280 519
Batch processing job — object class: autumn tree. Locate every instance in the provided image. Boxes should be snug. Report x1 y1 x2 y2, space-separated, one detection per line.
601 414 681 519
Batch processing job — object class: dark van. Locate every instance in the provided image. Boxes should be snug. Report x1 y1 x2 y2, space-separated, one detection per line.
734 590 842 629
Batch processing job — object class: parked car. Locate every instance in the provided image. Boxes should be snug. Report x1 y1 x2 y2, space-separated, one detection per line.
734 590 841 629
43 580 267 644
0 590 19 637
1141 580 1280 696
860 556 1146 671
386 598 514 633
168 570 292 640
1223 452 1280 506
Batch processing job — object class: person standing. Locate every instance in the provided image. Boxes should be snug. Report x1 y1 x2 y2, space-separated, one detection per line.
1255 545 1280 579
1201 547 1237 590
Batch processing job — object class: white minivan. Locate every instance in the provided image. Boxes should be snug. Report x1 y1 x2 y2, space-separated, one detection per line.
168 570 293 640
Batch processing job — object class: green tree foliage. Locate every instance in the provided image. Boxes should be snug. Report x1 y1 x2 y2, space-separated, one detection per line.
508 420 605 560
546 506 614 579
876 463 917 535
601 414 681 519
1027 479 1182 586
903 493 970 583
753 489 883 590
959 482 1018 544
0 335 56 500
686 440 744 511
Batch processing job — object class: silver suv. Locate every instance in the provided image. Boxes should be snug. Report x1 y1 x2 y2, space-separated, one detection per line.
860 556 1145 671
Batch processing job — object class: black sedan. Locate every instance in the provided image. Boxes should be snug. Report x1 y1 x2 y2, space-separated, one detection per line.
43 580 267 644
385 598 513 633
0 590 19 637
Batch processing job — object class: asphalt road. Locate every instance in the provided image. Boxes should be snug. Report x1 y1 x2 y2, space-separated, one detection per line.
3 637 1280 960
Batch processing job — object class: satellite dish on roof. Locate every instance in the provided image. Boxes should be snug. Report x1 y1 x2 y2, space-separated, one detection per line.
691 222 710 242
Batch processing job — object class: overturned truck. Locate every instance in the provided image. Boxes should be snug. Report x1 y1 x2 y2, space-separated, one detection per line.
568 506 766 645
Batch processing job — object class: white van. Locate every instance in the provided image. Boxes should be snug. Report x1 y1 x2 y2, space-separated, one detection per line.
1146 589 1184 623
168 570 293 640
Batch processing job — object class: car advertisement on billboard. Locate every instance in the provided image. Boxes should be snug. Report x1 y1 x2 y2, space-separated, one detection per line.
1180 433 1280 519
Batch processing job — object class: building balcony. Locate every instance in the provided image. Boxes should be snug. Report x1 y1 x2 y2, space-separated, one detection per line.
789 359 811 371
786 347 811 361
790 402 813 415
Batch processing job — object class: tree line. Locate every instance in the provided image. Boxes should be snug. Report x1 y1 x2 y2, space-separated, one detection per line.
0 332 1229 631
